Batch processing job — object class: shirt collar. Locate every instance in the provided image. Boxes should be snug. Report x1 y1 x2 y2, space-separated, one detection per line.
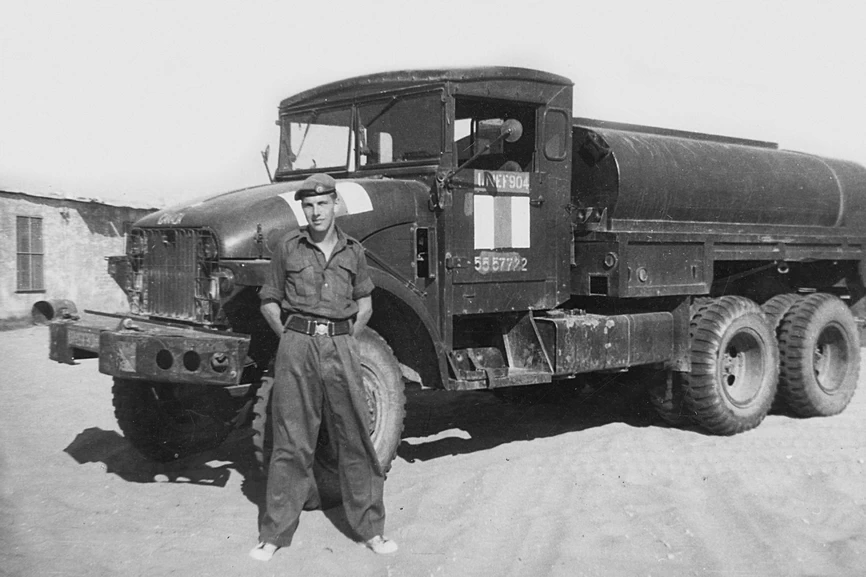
297 225 348 253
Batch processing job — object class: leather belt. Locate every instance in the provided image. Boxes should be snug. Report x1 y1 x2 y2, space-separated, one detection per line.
285 315 351 337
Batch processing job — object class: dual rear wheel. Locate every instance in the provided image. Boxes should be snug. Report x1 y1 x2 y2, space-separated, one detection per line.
774 293 860 417
649 293 859 434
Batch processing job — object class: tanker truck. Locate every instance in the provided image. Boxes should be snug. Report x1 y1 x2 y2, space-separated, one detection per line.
50 67 866 479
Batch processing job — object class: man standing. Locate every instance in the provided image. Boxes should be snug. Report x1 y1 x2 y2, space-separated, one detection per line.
250 173 397 561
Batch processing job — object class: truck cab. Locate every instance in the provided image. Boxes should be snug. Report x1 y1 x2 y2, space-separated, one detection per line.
271 68 575 390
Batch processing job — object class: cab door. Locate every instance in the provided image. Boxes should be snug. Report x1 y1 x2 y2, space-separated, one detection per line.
445 98 560 314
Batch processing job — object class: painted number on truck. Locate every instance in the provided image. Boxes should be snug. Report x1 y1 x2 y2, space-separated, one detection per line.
157 212 185 225
474 251 528 275
473 170 531 194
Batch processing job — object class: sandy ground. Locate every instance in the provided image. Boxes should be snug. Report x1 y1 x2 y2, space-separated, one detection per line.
2 325 866 577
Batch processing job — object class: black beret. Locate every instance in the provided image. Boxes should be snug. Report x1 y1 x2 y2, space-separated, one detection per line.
294 173 337 200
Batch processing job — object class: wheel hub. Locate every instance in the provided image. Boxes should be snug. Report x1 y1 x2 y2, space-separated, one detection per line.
813 324 847 393
720 329 765 406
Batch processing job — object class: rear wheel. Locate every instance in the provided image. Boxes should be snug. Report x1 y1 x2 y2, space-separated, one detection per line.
762 293 802 335
683 296 779 435
761 293 802 411
777 293 860 417
112 380 237 461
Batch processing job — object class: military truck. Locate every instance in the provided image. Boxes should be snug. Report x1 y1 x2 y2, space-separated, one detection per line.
50 67 865 480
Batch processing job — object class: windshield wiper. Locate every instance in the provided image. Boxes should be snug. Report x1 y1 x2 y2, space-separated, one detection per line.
361 97 399 130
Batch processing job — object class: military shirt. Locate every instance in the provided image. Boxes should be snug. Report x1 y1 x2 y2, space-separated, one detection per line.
259 227 375 320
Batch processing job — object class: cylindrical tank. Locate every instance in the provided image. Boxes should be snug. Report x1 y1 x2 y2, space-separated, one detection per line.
572 120 866 232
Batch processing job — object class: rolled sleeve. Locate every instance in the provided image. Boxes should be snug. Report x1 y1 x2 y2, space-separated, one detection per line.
259 241 286 303
352 248 375 300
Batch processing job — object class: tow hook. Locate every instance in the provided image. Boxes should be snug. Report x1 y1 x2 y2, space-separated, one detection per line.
211 352 230 372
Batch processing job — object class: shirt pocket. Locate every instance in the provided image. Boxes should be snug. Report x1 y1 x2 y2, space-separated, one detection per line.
285 255 317 298
327 256 357 302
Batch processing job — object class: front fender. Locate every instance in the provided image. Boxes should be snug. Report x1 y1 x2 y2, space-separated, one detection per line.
368 267 446 389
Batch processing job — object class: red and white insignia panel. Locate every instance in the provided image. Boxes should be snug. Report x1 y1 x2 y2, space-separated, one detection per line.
473 195 530 249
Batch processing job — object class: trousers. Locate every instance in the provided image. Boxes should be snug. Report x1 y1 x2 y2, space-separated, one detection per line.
258 329 385 547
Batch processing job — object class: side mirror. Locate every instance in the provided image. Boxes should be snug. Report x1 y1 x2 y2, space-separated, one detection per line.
501 119 523 143
437 118 525 197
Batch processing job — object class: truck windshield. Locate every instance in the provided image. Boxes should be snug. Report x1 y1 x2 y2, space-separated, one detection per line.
276 93 443 175
278 107 353 172
357 93 442 167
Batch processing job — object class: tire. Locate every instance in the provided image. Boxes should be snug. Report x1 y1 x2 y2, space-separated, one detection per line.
777 293 860 417
356 328 407 471
250 374 274 473
683 296 779 435
252 327 406 509
761 293 802 412
762 293 802 335
112 379 238 461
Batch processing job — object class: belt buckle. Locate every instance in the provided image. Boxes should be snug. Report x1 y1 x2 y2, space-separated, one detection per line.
313 322 329 337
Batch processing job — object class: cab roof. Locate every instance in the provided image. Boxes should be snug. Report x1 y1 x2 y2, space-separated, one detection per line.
279 66 573 110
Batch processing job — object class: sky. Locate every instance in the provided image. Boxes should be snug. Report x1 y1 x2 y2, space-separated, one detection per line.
2 0 865 208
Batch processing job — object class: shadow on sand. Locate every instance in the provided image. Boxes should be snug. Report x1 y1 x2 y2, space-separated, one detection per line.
63 371 686 522
397 371 681 463
64 426 270 514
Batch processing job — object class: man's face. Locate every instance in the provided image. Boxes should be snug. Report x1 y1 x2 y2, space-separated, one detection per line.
301 193 338 234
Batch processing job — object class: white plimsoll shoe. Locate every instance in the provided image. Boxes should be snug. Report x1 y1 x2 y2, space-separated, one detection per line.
365 535 399 554
249 542 278 561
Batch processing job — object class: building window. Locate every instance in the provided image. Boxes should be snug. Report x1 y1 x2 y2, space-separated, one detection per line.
17 216 44 292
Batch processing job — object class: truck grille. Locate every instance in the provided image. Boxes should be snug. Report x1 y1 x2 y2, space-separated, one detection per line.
128 228 220 324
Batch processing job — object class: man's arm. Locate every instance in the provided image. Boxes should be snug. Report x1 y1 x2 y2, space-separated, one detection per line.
259 236 288 336
352 295 372 336
261 300 284 336
350 243 375 337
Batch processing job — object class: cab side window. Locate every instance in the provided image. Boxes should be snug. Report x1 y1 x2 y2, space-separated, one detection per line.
454 98 536 171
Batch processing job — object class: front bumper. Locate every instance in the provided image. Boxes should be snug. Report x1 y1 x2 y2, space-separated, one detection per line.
49 313 250 385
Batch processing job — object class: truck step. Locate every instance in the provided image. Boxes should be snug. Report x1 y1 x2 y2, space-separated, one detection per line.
446 367 552 391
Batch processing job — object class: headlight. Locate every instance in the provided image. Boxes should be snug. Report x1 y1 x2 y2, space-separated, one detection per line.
200 236 219 260
208 277 220 301
218 269 235 294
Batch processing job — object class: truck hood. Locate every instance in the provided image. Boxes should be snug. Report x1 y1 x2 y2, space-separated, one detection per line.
135 178 429 258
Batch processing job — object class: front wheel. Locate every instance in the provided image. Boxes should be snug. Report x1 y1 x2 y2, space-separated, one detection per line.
777 293 860 417
683 296 779 435
358 328 407 470
113 380 238 461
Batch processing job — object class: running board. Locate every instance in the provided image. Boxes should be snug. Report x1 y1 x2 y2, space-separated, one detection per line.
446 367 553 391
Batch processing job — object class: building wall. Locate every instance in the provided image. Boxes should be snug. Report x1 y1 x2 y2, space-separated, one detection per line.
0 191 156 322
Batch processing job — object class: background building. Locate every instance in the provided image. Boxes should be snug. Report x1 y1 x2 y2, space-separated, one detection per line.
0 189 157 327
